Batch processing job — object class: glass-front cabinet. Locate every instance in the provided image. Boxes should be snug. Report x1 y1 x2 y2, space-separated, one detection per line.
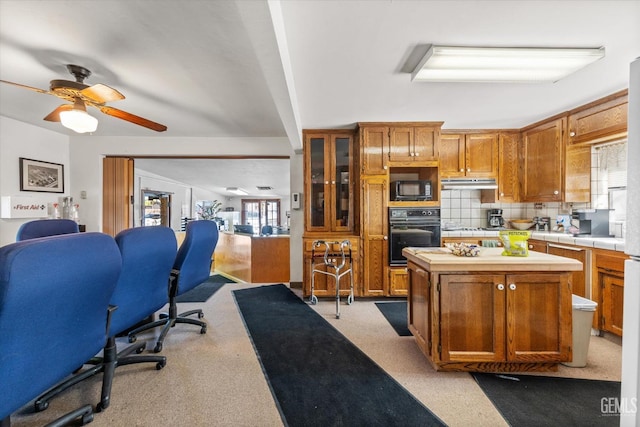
304 131 354 232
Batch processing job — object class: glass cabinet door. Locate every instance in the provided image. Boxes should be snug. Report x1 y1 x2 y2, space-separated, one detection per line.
305 132 353 232
332 135 352 231
309 136 329 229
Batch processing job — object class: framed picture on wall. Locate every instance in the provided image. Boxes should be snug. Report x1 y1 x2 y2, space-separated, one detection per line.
19 157 64 193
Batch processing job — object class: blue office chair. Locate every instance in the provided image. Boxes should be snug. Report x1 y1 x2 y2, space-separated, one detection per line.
128 220 219 352
34 226 178 413
16 218 79 241
0 233 121 426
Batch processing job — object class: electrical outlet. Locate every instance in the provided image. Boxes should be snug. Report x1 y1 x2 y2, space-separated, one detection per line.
534 203 545 209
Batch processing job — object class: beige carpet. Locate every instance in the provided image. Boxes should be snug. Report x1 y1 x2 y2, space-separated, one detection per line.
11 282 622 427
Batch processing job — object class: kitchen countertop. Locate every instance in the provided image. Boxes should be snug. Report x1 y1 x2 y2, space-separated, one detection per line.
403 247 583 272
441 229 626 252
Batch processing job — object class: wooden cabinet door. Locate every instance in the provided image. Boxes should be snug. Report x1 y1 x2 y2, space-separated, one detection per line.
413 126 439 161
439 134 465 177
506 273 571 362
564 145 591 203
389 267 408 296
360 126 388 175
331 134 354 232
568 91 628 145
601 272 624 336
521 117 565 202
465 133 498 178
361 176 388 296
439 274 506 363
547 244 588 298
389 127 414 162
408 263 431 357
497 133 519 201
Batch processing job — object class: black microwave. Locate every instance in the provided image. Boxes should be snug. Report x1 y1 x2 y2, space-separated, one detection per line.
391 180 432 201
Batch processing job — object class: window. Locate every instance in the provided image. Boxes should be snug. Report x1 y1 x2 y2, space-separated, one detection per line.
241 199 280 232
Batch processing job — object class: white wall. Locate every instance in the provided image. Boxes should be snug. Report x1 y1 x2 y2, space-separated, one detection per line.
0 117 70 246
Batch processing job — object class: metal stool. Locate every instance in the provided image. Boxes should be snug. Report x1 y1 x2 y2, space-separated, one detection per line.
309 240 354 319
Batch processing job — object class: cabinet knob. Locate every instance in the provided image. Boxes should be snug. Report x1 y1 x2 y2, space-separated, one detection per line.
500 192 505 197
497 284 505 291
554 190 559 195
467 168 471 172
460 168 464 172
331 180 336 184
410 153 415 157
384 165 388 170
509 283 516 291
383 235 388 240
414 152 419 156
325 181 329 185
570 131 576 137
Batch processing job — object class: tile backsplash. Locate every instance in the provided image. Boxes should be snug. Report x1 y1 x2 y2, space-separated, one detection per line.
440 190 588 229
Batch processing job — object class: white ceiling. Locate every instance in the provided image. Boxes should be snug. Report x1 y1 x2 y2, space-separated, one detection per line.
1 0 639 196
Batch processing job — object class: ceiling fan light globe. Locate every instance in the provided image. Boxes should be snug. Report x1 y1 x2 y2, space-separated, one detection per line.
59 109 98 133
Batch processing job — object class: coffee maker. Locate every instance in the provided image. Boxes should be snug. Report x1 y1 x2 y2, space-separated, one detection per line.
487 209 505 228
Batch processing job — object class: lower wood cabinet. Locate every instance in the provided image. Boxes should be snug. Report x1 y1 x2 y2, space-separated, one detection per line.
439 273 571 364
592 249 627 336
302 237 360 298
388 267 408 296
546 243 589 298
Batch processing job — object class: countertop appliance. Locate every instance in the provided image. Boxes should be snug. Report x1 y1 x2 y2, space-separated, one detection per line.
487 209 504 228
389 207 440 265
391 180 432 201
621 56 639 420
570 209 612 237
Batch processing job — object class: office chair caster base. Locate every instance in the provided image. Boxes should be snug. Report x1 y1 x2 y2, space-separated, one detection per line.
154 342 163 353
35 400 49 412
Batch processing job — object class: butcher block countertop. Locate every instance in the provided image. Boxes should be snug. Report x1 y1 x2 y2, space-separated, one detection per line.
402 247 583 272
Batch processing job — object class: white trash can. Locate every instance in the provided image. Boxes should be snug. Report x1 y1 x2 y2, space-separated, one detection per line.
563 294 597 368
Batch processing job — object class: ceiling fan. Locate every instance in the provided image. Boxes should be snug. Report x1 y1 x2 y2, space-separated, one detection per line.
0 64 167 133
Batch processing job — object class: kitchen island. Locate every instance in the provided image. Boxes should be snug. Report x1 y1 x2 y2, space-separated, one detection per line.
403 247 582 372
215 232 290 283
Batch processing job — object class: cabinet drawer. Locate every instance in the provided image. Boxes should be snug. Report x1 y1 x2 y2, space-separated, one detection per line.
304 238 359 253
596 252 627 273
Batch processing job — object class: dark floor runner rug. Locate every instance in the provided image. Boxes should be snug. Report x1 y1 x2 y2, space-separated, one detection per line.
233 284 445 427
375 301 412 336
175 274 235 303
472 373 621 427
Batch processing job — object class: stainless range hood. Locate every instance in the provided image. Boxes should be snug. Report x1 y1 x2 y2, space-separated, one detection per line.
441 178 498 190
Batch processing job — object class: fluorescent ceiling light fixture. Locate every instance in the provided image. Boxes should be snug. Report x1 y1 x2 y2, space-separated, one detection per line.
59 99 98 133
411 46 605 83
226 187 249 195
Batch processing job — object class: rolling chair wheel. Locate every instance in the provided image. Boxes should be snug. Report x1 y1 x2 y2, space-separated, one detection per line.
154 342 163 353
128 335 137 343
81 412 94 425
156 360 166 370
197 312 205 319
159 313 168 319
35 400 49 412
200 326 207 334
136 345 145 354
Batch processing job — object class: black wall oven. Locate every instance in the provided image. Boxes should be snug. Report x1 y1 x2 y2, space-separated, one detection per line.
389 207 441 265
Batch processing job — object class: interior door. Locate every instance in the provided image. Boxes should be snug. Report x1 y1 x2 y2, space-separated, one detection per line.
103 157 134 236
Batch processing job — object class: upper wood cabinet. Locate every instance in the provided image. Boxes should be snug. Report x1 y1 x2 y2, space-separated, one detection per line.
389 125 440 163
440 132 498 178
521 117 565 202
358 122 442 174
481 132 519 203
359 126 389 175
568 90 628 145
304 130 355 233
564 144 591 202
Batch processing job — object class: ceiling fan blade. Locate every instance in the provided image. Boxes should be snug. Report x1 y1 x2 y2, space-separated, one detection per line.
1 79 50 95
99 106 167 132
43 104 74 122
81 83 125 104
